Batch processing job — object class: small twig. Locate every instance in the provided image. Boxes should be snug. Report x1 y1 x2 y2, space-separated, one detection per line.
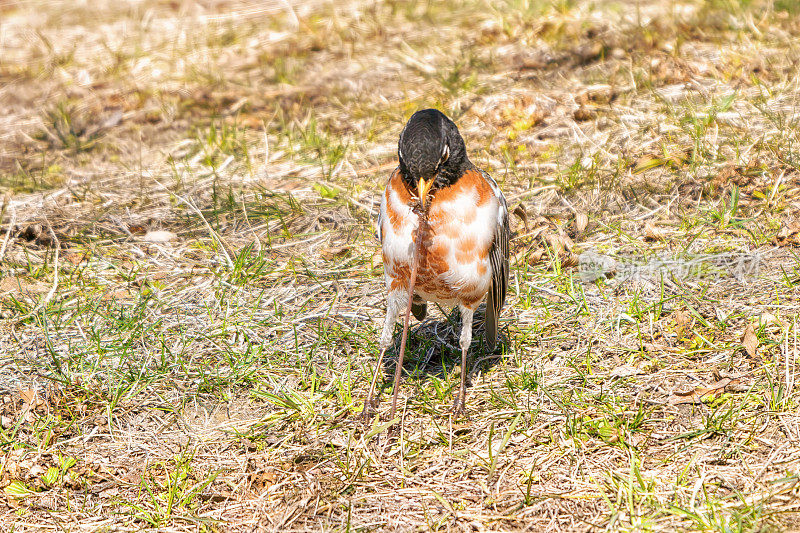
767 169 786 208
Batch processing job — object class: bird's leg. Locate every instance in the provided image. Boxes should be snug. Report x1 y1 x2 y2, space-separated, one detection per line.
363 347 386 419
362 294 402 420
389 243 421 421
452 305 474 416
389 203 427 422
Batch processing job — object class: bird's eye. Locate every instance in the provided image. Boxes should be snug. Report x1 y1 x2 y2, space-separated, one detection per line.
440 145 450 164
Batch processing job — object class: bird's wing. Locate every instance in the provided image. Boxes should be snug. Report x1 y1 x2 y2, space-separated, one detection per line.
376 190 384 243
482 170 510 350
376 169 396 244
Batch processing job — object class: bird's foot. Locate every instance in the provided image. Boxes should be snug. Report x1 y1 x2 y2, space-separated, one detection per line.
360 396 380 423
451 394 466 417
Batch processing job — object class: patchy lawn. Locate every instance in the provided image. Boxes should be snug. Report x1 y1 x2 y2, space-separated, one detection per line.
1 0 800 530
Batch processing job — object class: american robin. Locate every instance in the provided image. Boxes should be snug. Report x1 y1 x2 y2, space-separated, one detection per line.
364 108 510 419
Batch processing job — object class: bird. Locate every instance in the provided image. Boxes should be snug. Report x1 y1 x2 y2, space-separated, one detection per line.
363 108 510 419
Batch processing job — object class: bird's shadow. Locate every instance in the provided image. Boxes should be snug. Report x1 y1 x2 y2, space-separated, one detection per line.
376 304 509 391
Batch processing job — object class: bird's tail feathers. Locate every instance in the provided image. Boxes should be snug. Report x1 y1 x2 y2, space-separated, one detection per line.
485 287 498 351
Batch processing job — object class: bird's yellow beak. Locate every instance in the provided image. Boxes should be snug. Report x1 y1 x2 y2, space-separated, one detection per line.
417 177 433 208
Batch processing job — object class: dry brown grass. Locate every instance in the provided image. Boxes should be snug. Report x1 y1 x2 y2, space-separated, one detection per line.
2 0 800 530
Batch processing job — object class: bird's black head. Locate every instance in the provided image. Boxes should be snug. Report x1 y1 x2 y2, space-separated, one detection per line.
398 109 471 206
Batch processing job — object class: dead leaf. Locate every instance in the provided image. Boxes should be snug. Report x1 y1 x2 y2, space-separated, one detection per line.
609 364 639 378
742 323 758 357
561 253 579 267
512 204 529 232
643 221 665 242
711 164 738 189
19 224 43 242
672 309 692 339
249 469 277 490
633 156 668 174
633 150 688 174
669 378 741 405
142 230 177 243
526 249 545 265
127 224 147 235
64 252 87 265
575 212 589 234
18 388 36 405
773 223 800 247
101 289 132 302
99 487 119 498
573 106 595 122
530 233 578 268
760 313 782 327
585 84 614 102
320 244 351 261
544 233 574 255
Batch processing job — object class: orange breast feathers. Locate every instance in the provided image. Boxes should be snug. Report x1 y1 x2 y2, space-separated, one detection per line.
380 169 498 306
